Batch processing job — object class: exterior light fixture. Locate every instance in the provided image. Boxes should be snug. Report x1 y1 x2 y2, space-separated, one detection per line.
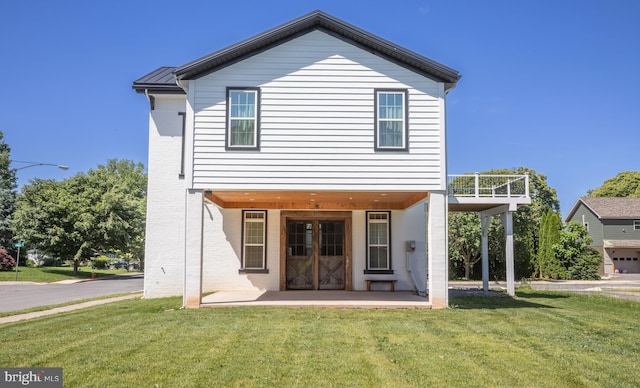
10 160 69 172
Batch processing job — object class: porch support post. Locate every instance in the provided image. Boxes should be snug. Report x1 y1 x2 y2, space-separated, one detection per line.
480 214 490 292
427 191 448 309
184 189 204 308
502 211 515 296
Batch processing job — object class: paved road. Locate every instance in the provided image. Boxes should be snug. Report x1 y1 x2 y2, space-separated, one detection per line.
0 275 144 313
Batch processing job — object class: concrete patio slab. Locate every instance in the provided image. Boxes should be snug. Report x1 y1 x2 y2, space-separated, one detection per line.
201 290 431 308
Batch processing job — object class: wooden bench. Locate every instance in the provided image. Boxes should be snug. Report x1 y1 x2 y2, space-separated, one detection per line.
365 279 397 292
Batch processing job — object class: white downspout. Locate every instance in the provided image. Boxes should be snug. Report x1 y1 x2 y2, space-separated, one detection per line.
175 76 188 93
406 249 426 296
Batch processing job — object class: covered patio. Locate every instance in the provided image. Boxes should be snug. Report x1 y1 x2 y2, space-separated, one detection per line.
189 173 531 308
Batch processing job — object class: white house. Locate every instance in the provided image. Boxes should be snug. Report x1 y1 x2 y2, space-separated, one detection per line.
133 11 528 309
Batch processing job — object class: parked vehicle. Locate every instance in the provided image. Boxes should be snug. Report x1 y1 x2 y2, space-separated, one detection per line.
109 259 140 271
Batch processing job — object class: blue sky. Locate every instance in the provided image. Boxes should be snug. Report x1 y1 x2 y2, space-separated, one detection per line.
1 0 638 217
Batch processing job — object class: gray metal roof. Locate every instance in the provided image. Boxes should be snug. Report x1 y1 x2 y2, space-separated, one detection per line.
133 10 461 94
175 11 460 89
569 197 640 220
132 66 181 94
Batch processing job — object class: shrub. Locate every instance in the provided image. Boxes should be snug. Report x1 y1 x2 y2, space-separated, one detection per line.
568 249 601 280
0 249 16 271
91 256 111 270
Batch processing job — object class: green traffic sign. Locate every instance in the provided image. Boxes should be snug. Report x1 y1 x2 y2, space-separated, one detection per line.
13 241 24 248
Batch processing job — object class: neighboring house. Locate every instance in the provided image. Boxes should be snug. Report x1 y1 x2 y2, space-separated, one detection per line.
132 11 528 309
565 197 640 274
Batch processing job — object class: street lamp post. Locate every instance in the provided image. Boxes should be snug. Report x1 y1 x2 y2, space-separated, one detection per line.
9 160 69 280
10 160 69 172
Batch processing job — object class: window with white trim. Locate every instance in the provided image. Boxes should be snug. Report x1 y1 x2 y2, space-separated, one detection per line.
375 90 407 150
242 210 266 269
367 211 391 271
227 88 259 149
634 220 640 230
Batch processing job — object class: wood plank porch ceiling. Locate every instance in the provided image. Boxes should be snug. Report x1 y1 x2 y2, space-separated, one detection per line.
204 190 428 210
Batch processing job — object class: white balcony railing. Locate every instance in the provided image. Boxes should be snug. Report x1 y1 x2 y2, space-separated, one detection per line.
447 173 529 199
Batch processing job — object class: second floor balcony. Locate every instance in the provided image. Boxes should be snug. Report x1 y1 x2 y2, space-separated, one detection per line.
447 173 531 212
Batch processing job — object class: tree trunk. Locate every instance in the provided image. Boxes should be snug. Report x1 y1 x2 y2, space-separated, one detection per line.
463 253 481 281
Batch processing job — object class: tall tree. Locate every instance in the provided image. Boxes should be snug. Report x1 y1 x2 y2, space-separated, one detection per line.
75 159 147 266
448 212 481 280
588 171 640 197
13 178 85 269
0 131 17 252
536 210 563 279
12 159 146 273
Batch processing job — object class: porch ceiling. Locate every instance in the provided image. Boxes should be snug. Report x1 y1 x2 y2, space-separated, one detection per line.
204 190 428 210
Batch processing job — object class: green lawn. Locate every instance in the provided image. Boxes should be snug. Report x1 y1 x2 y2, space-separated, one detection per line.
0 266 141 283
1 289 639 387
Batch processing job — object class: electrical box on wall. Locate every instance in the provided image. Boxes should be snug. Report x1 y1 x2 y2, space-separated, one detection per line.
406 240 416 252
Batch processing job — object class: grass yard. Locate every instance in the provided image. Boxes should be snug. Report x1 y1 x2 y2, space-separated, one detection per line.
1 289 639 387
0 266 140 283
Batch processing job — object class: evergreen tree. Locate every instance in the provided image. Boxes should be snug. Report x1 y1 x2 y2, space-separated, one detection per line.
536 210 563 279
0 131 17 252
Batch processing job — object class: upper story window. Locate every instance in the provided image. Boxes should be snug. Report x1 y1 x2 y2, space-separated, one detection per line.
634 220 640 230
375 89 408 150
227 88 260 150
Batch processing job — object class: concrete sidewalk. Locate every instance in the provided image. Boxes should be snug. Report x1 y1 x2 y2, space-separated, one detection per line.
0 293 143 325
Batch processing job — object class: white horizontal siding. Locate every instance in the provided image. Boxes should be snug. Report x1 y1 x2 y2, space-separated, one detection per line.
190 29 445 191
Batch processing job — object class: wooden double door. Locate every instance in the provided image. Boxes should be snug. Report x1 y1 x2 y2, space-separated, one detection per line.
281 212 352 291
